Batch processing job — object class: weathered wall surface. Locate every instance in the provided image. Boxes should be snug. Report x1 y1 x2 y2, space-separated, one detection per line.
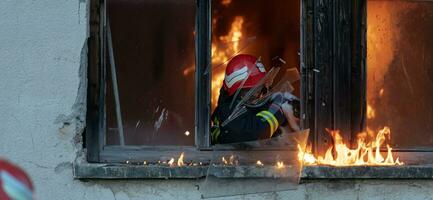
1 1 433 200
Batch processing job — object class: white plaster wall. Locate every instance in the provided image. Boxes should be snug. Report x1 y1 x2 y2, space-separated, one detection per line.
1 1 433 200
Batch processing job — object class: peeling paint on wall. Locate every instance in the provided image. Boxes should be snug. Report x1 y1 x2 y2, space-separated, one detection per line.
55 39 88 161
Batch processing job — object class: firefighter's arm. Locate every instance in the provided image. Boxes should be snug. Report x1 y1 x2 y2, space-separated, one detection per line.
254 93 287 139
281 102 300 131
280 91 301 131
216 98 286 143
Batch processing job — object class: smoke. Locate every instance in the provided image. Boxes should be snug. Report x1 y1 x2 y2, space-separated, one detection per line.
366 2 415 103
367 1 433 147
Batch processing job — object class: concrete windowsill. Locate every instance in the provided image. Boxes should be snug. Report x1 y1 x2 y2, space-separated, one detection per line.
73 160 433 179
302 165 433 179
73 160 300 179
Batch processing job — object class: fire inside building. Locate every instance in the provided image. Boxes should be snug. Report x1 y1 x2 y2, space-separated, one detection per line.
82 0 433 183
2 0 433 199
95 0 433 165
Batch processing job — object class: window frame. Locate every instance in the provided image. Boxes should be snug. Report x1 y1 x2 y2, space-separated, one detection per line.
86 0 433 165
87 0 305 164
86 0 214 163
302 0 433 156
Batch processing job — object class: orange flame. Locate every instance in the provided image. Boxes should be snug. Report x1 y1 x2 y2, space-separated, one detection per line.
222 156 228 165
367 2 402 106
379 88 384 97
184 131 190 136
298 127 403 166
256 160 264 166
367 104 376 119
177 152 185 167
221 155 237 165
183 12 245 110
297 144 316 165
276 161 285 169
221 0 232 7
168 158 175 167
211 16 245 109
183 66 194 76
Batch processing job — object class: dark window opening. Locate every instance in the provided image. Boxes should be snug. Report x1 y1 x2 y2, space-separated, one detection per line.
105 0 196 146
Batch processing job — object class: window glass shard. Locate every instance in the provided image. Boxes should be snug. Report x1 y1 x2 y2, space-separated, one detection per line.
200 129 309 198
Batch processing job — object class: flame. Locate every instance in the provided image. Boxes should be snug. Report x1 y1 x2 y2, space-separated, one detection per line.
367 104 376 119
256 160 264 166
297 144 316 165
379 88 384 97
218 16 244 54
211 16 245 109
183 66 194 76
366 2 415 127
298 127 403 166
183 15 245 109
229 155 236 165
221 155 237 165
168 158 175 167
276 161 284 169
367 2 402 106
221 0 231 6
177 152 185 167
184 131 190 136
212 72 226 109
222 156 228 165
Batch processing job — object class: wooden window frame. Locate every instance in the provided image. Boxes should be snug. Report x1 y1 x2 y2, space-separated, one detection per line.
86 0 303 164
300 0 368 154
86 0 433 165
301 0 433 160
86 0 214 163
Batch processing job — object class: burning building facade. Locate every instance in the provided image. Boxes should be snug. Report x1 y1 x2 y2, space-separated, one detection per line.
1 0 433 199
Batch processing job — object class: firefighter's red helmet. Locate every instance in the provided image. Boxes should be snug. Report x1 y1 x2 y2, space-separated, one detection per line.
0 159 34 200
223 54 266 96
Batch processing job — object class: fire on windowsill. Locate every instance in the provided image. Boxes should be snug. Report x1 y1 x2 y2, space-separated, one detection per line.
74 154 433 180
298 126 404 167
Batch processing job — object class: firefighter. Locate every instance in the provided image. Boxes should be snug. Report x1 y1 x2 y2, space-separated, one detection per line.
0 159 34 200
211 54 300 144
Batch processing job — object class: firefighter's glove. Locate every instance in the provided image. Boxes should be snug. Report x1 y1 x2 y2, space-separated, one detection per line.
269 92 285 114
282 92 300 118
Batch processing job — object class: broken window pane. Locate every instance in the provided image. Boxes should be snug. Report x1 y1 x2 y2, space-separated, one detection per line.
200 130 309 198
105 0 196 146
367 1 433 148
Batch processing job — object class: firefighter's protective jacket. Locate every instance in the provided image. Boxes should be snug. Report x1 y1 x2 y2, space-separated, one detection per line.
211 89 287 144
